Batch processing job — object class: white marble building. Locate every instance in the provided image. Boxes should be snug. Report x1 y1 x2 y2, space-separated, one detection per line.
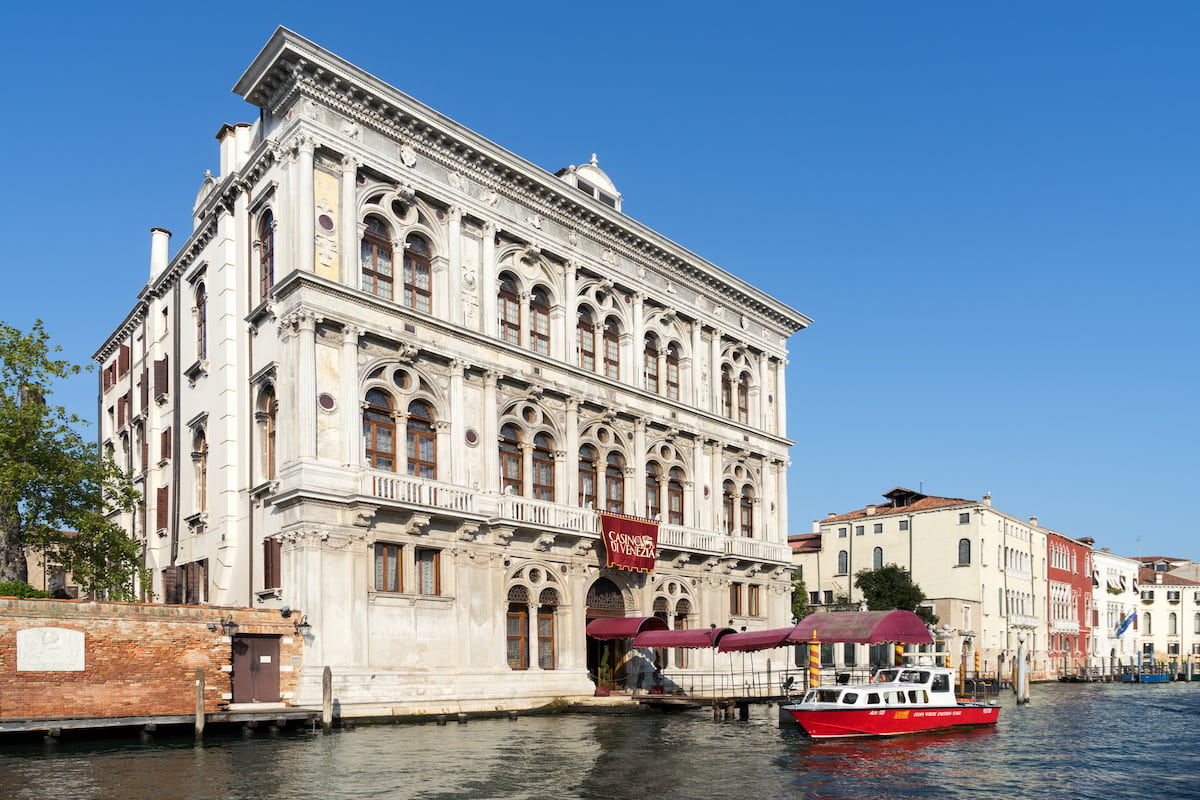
1090 547 1141 670
93 28 810 715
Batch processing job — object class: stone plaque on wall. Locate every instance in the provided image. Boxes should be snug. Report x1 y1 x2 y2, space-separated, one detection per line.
17 627 85 671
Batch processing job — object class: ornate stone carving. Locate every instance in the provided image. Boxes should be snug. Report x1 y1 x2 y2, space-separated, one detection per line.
405 514 432 536
534 533 555 552
399 143 417 168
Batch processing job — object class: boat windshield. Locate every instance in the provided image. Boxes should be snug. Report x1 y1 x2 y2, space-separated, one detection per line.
874 669 898 682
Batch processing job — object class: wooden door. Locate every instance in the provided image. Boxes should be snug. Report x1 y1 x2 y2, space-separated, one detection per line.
231 634 281 703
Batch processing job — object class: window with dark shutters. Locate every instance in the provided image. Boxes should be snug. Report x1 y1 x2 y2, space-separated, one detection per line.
163 565 182 604
153 357 169 399
160 427 172 461
263 539 282 589
138 371 149 409
156 485 169 532
118 344 130 376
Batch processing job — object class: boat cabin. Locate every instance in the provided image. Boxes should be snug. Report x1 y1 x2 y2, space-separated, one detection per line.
798 667 959 709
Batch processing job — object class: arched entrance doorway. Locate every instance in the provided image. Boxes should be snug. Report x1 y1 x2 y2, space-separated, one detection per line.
586 577 626 688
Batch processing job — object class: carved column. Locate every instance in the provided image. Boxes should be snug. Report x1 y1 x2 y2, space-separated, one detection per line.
632 417 647 516
447 207 463 326
296 137 315 274
482 371 499 490
340 325 361 467
449 360 467 484
691 436 705 530
339 156 358 284
710 329 723 414
481 223 498 338
776 358 788 435
518 291 531 352
562 262 578 365
690 322 703 409
296 313 318 460
758 353 770 431
564 397 579 503
520 442 535 498
709 440 723 534
631 292 645 386
777 458 790 544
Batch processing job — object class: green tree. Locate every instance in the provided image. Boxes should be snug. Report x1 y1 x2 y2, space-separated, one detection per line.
0 321 144 599
791 572 810 622
853 564 938 626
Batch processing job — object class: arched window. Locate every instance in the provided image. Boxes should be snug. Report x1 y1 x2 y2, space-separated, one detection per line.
739 486 754 538
538 588 559 670
737 372 750 424
603 318 620 379
193 430 208 512
644 336 659 392
579 445 598 508
958 538 971 566
258 210 275 302
532 432 555 501
665 344 680 400
530 287 551 355
499 424 522 494
195 283 207 360
363 389 396 470
499 274 520 345
873 546 883 570
1144 612 1152 635
837 550 849 574
605 451 625 513
722 481 736 536
403 234 432 313
506 585 529 670
1168 612 1178 636
258 386 277 481
406 400 436 479
645 463 662 519
361 217 394 299
674 597 691 668
578 308 596 371
720 366 733 418
667 468 684 525
1194 613 1199 635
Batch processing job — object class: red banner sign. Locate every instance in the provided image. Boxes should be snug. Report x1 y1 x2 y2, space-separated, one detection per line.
599 513 659 573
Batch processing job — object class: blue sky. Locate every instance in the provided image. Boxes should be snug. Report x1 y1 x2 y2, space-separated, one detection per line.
0 3 1195 559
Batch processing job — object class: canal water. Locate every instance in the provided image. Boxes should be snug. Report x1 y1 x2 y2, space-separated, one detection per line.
1 681 1197 800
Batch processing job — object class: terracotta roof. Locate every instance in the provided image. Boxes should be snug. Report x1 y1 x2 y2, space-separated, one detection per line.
789 533 822 552
1134 556 1189 564
821 488 975 523
1138 567 1200 586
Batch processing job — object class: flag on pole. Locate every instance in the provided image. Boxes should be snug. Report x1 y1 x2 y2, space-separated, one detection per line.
1115 609 1136 637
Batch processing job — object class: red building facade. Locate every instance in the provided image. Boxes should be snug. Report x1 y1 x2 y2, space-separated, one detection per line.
1047 532 1094 677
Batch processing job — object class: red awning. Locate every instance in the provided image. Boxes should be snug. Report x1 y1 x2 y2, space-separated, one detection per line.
718 627 796 653
790 610 933 645
586 616 669 640
633 627 737 649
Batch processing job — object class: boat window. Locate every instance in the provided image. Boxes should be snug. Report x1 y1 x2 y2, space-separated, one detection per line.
816 690 841 703
867 693 880 704
932 674 950 692
914 671 930 683
909 690 925 703
876 669 898 682
842 693 859 705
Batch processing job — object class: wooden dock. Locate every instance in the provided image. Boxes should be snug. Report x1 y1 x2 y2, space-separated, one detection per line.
0 709 320 740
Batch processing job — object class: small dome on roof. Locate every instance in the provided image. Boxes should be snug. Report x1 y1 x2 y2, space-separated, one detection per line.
557 154 622 211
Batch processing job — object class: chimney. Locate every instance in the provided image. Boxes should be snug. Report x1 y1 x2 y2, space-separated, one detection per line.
826 512 836 518
1029 516 1039 527
150 227 172 280
982 493 992 506
865 505 876 516
812 520 821 534
216 123 238 177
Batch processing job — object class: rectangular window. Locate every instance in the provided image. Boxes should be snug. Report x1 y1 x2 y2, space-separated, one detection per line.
899 520 909 531
665 360 680 400
873 523 883 534
838 527 847 538
644 350 659 392
1167 590 1181 601
958 512 970 524
843 641 857 666
604 337 619 379
153 356 169 399
537 608 555 669
809 591 820 605
1141 590 1155 600
416 548 440 595
729 582 744 616
823 590 834 605
507 605 528 670
855 525 864 536
375 543 402 593
155 485 169 532
263 539 282 589
160 427 172 461
748 585 761 616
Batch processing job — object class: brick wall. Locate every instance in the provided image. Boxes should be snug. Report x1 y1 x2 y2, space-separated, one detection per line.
0 599 305 720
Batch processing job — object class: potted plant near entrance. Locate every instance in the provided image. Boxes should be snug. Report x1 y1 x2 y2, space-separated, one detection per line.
595 651 612 696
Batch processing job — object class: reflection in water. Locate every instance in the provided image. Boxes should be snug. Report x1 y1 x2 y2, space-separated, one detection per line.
0 682 1197 800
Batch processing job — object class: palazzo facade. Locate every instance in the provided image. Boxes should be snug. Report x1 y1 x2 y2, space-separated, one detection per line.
94 28 810 714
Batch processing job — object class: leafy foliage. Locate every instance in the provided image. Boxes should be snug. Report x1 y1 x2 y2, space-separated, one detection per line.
853 563 938 626
0 579 51 598
0 321 145 599
791 572 809 622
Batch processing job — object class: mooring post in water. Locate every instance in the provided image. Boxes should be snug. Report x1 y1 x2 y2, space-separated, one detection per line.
195 667 206 739
322 665 333 733
1015 633 1030 705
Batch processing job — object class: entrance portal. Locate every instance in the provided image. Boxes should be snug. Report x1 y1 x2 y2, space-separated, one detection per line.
586 577 626 688
231 634 281 703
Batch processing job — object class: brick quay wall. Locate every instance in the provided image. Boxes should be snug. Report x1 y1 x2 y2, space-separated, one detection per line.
0 599 303 720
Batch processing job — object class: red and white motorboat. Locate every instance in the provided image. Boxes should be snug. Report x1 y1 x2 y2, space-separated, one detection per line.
782 666 1000 739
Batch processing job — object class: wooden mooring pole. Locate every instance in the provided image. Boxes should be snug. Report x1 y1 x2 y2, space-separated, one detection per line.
322 665 333 733
194 667 206 739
